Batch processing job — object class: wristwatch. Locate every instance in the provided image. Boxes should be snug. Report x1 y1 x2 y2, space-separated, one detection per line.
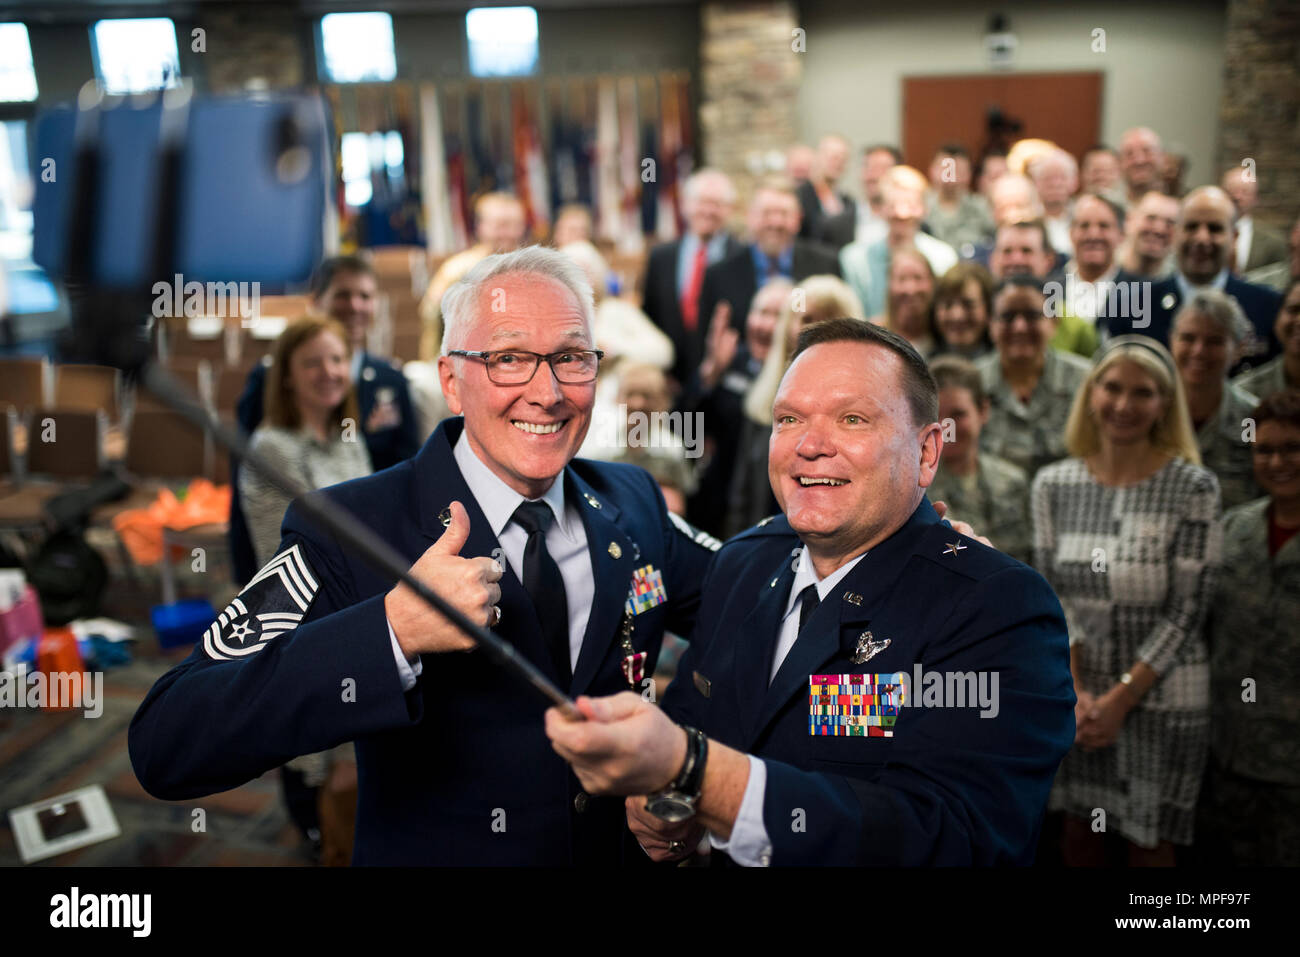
645 725 708 823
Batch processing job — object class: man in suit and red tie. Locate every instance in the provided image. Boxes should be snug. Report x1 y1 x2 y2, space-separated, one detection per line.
641 169 743 390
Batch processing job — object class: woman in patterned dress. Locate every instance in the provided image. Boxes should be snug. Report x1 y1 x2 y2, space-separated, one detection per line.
1031 336 1221 865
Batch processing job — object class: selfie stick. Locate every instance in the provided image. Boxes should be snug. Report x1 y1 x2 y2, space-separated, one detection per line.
61 84 581 719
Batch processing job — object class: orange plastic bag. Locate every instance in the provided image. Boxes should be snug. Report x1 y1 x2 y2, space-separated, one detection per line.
112 479 231 566
36 627 86 712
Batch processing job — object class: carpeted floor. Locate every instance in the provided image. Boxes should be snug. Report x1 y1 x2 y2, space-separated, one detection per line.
0 526 317 867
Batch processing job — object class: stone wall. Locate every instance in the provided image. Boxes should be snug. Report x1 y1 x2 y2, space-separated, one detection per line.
698 1 802 215
1218 0 1300 230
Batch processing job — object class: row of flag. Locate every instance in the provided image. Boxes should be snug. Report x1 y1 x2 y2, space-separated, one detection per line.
391 75 694 255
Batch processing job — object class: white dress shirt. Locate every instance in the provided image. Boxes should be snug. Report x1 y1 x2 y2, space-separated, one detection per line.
1175 267 1229 302
855 201 887 247
387 431 595 691
709 546 868 866
1235 216 1254 274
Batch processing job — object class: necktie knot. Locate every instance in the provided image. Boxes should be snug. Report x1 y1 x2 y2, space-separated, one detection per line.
512 500 554 536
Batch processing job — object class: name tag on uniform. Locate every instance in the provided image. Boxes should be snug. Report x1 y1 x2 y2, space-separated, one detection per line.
808 673 906 737
624 564 667 616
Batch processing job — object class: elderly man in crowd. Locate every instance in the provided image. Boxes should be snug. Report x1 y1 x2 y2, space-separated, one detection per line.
642 168 743 389
697 178 841 342
1117 191 1180 279
1080 145 1124 206
1118 127 1165 209
1028 148 1079 258
1117 186 1282 375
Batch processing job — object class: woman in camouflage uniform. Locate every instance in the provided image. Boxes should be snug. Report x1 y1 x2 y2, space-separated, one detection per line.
927 355 1031 563
1201 389 1300 866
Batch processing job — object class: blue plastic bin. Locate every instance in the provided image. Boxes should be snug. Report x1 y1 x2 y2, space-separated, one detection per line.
151 599 216 649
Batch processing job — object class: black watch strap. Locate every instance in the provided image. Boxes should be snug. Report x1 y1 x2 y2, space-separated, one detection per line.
671 726 708 798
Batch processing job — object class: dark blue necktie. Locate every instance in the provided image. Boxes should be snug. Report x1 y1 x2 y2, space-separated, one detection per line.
512 501 571 684
798 583 820 635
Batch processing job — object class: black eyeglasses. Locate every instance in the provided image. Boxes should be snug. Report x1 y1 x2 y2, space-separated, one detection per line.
447 349 605 385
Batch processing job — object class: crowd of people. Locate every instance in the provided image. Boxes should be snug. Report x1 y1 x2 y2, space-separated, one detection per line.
224 126 1299 867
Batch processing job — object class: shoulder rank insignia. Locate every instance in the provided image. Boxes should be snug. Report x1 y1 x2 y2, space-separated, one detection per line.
203 545 320 661
668 511 722 552
943 540 967 556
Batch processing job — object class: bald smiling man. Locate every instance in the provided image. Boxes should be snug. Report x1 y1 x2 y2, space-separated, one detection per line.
1113 186 1283 375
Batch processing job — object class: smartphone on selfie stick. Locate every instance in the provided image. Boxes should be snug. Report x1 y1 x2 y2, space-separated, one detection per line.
31 82 580 719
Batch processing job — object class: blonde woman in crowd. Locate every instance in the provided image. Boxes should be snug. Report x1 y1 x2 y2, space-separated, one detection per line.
1032 336 1221 866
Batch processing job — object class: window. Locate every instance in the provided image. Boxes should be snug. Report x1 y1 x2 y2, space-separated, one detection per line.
0 119 33 259
340 130 406 208
319 12 397 83
91 18 180 94
465 6 538 78
1 118 60 318
0 23 38 102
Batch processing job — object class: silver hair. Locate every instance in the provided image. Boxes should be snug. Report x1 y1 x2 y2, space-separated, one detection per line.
1030 147 1078 179
682 168 736 207
440 245 596 355
1176 288 1251 345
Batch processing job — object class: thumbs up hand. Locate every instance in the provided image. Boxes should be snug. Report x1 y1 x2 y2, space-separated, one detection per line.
385 500 504 657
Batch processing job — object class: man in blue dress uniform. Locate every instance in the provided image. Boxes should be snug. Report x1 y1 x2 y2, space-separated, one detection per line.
546 318 1075 865
131 246 719 865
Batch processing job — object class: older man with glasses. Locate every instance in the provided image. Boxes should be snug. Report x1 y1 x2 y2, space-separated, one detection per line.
130 246 722 866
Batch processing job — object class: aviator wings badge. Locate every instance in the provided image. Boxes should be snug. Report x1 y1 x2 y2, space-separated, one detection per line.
849 631 890 665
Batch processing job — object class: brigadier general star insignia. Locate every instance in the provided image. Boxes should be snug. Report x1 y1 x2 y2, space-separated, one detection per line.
203 544 320 661
943 540 966 556
849 631 890 665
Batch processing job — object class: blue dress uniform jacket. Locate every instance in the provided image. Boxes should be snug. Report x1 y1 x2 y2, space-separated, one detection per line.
130 417 717 865
662 499 1075 865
